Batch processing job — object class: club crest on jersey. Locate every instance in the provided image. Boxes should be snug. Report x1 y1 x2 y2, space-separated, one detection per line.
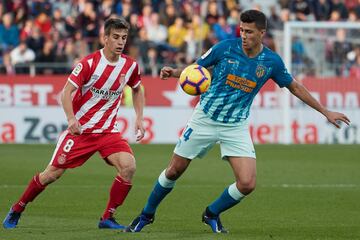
72 63 83 76
255 64 266 78
57 153 67 165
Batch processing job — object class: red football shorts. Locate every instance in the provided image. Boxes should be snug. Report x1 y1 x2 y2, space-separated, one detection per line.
49 130 133 168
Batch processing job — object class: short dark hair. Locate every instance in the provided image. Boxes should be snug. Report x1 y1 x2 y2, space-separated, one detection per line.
104 17 130 35
240 10 267 30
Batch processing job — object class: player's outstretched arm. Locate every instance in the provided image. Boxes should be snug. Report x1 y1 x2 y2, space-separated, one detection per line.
61 81 82 135
132 84 145 141
286 79 351 128
160 66 184 80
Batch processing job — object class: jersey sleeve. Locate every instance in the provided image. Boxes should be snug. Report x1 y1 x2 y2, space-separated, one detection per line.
271 55 293 88
127 62 141 88
196 41 223 68
68 58 91 88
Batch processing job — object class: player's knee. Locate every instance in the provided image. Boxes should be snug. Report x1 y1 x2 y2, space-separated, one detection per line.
236 179 256 195
119 160 136 181
165 167 182 180
39 170 63 185
124 163 136 177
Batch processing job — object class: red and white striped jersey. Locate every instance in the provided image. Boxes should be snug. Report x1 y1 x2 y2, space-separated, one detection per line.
68 49 141 133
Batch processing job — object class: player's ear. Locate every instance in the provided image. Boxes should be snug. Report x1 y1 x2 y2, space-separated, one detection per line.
260 29 266 37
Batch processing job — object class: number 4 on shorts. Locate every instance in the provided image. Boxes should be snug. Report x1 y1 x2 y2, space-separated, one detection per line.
183 127 193 142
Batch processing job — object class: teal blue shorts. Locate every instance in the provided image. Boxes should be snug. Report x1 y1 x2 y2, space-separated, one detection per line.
174 106 256 160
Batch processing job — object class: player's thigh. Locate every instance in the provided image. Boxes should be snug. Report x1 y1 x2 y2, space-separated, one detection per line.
106 151 135 173
228 156 256 186
219 120 256 160
174 121 217 160
49 131 97 168
98 133 134 167
39 165 66 184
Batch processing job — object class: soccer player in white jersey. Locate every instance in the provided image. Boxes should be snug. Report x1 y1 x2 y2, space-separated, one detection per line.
125 10 350 233
3 17 145 229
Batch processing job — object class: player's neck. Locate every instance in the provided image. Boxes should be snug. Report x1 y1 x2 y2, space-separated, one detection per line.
102 47 120 63
243 44 263 58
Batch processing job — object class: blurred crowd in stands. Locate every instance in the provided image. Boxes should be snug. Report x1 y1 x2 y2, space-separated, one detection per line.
0 0 360 77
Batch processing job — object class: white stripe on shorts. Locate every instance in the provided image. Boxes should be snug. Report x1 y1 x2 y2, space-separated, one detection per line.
49 130 69 165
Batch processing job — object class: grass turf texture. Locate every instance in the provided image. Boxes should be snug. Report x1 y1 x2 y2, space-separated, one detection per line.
0 144 359 240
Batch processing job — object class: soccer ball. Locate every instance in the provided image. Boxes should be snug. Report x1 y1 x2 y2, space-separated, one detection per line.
179 65 211 95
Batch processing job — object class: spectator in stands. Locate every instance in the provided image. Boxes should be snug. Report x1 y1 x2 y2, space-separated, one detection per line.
187 14 210 59
73 30 89 59
12 0 28 27
168 17 187 51
314 0 333 21
292 36 306 64
355 0 360 18
206 1 220 26
268 5 284 30
227 8 241 36
30 0 52 16
100 0 114 20
64 15 77 38
0 13 20 52
20 19 34 41
77 1 98 41
349 48 360 78
139 4 152 29
1 0 360 76
328 28 352 76
2 51 13 74
34 12 52 37
159 3 177 27
332 0 349 19
52 0 72 18
330 9 342 21
184 27 197 64
35 39 56 74
191 14 210 43
146 12 168 45
52 8 67 38
63 40 77 69
26 26 45 56
289 0 316 21
136 27 157 75
280 7 291 24
9 41 35 74
181 1 198 25
348 9 359 21
128 13 141 43
213 15 236 41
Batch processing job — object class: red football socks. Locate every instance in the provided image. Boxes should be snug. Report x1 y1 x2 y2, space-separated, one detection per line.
102 175 132 220
12 174 47 213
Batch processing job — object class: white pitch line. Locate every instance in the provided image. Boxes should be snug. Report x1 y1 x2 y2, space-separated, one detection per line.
262 184 358 188
0 184 358 189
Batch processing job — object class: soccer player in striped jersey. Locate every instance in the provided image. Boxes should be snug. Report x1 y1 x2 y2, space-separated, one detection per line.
3 17 145 229
125 10 350 233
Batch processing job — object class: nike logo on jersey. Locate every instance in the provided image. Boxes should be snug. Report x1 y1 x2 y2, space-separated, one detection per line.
228 60 236 64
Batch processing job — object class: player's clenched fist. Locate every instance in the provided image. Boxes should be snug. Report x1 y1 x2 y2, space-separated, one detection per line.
160 67 174 79
68 117 82 135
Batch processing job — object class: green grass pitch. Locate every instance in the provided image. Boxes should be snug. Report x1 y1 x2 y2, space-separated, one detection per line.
0 144 359 240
